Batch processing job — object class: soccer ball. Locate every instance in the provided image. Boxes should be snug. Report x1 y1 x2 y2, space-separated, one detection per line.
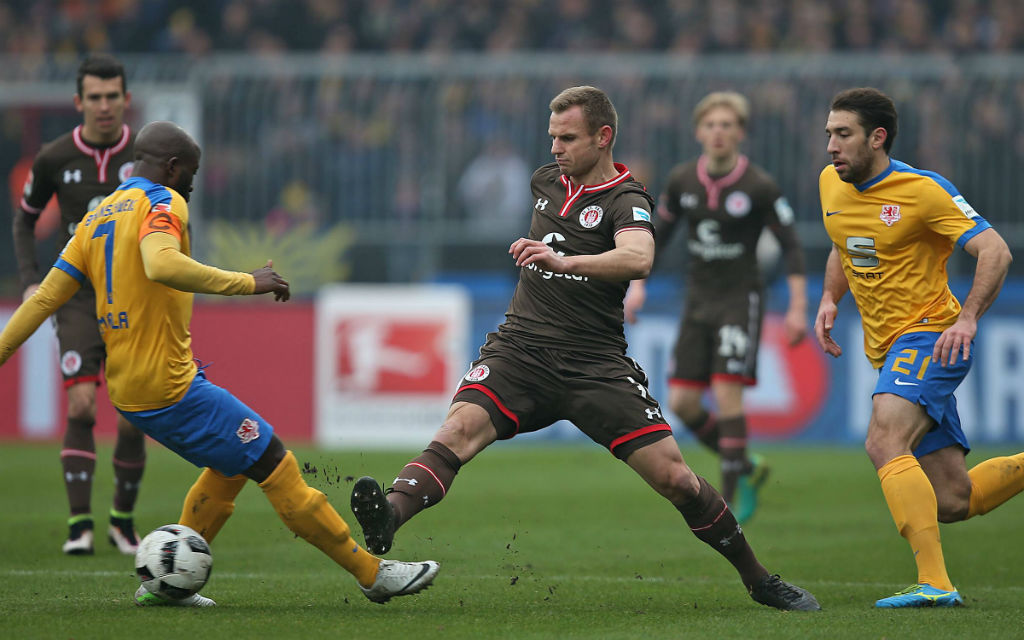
134 524 212 600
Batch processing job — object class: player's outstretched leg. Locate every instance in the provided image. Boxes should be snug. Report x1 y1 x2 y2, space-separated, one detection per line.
964 452 1024 519
257 446 440 601
352 441 463 554
351 476 396 555
134 585 216 607
678 475 820 611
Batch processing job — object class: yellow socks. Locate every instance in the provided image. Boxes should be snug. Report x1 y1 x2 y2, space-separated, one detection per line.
179 468 249 543
967 452 1024 518
877 455 954 592
259 451 380 587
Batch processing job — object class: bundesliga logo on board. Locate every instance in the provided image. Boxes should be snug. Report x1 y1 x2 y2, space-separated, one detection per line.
880 204 901 226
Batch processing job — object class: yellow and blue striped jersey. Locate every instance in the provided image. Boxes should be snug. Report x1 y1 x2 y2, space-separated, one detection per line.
55 176 197 410
820 159 991 367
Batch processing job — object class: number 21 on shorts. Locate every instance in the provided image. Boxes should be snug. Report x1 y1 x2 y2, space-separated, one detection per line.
891 348 930 381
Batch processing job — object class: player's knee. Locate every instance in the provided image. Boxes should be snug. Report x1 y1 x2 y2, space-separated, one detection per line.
937 501 969 523
66 396 97 422
653 463 700 503
437 407 494 453
671 401 702 426
863 433 900 468
936 484 972 523
115 417 144 441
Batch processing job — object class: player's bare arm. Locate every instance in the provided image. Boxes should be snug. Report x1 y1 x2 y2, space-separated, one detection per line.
510 228 654 281
933 228 1012 367
623 279 647 324
12 207 42 300
814 245 849 358
784 273 808 346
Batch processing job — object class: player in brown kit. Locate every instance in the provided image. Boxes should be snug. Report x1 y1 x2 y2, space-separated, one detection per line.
625 91 807 523
351 86 819 611
11 53 144 555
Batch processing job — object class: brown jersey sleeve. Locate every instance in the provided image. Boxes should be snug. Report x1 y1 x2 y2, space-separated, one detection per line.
760 180 806 276
651 164 690 265
12 151 58 288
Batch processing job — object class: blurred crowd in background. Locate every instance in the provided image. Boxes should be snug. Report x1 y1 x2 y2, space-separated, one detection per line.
2 0 1024 290
2 0 1023 56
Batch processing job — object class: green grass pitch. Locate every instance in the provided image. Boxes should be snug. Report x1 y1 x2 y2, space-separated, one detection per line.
0 440 1021 639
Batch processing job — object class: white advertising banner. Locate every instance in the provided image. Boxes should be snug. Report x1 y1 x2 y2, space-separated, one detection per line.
315 284 471 448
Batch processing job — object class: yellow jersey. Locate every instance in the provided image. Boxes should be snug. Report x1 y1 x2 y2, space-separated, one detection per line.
820 159 991 367
55 176 199 410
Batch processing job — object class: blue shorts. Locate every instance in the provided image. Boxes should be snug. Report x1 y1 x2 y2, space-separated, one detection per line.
119 370 274 476
874 331 971 457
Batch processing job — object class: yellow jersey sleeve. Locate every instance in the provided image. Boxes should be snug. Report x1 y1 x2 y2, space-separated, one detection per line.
0 267 80 366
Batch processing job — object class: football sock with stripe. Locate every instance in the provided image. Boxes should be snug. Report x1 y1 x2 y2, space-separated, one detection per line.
878 455 954 591
260 450 380 587
966 452 1024 518
676 475 766 589
62 417 97 517
717 415 748 504
178 467 248 542
685 410 720 453
67 513 93 535
387 441 462 528
112 426 146 513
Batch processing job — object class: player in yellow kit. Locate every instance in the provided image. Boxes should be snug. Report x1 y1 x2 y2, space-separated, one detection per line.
0 121 438 607
815 87 1024 608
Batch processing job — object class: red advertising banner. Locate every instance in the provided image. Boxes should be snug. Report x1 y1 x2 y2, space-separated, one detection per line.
0 300 314 441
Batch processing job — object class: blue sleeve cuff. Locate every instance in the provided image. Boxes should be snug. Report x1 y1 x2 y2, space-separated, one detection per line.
956 219 991 250
54 258 86 283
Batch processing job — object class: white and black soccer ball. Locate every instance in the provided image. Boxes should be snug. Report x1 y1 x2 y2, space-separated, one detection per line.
135 524 212 600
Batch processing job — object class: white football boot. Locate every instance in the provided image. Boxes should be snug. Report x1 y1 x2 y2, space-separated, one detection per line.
108 522 140 555
62 528 94 555
360 560 440 604
134 585 217 607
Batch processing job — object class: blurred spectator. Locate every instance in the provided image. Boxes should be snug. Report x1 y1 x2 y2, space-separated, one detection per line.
456 134 532 239
266 179 323 236
2 1 1023 55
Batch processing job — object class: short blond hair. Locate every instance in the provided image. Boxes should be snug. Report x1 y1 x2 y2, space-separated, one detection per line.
692 91 750 128
550 85 618 147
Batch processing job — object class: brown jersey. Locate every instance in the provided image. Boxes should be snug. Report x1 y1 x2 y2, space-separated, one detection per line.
498 162 656 354
657 154 804 297
17 124 135 287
